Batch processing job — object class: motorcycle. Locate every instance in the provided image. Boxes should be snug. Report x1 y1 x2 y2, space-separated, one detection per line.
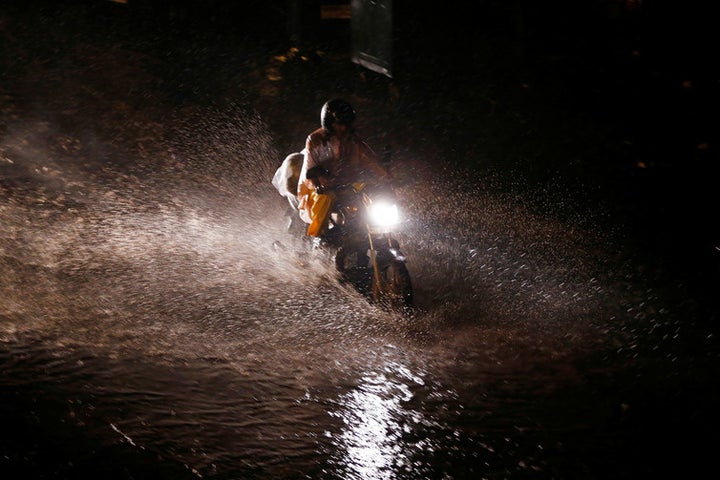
314 176 413 313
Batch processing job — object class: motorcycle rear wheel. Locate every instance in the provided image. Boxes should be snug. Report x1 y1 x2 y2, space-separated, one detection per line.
372 260 413 313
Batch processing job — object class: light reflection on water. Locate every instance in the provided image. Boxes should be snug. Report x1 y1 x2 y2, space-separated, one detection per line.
329 360 431 480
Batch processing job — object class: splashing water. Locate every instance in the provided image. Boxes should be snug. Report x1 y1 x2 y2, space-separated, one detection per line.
1 99 715 479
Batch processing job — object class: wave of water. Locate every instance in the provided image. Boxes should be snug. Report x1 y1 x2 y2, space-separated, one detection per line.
1 106 714 479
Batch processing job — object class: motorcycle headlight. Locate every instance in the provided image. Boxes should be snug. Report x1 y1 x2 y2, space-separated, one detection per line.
368 201 399 228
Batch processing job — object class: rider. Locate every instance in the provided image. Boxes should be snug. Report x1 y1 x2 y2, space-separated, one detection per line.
297 98 390 240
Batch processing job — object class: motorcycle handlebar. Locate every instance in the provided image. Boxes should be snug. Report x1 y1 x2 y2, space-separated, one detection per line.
306 166 392 197
327 183 394 197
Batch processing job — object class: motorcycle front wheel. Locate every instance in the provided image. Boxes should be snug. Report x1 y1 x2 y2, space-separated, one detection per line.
372 260 413 313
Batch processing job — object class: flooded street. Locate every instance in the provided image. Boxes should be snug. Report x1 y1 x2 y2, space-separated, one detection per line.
2 2 719 479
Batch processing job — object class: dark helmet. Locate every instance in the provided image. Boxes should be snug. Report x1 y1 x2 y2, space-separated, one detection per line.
320 98 356 132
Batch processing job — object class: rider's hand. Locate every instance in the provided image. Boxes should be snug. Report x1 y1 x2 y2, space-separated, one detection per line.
315 174 333 194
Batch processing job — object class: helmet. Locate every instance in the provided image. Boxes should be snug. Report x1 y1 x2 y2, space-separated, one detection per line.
320 98 356 132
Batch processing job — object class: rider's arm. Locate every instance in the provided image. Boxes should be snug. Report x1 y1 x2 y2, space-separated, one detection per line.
357 140 390 185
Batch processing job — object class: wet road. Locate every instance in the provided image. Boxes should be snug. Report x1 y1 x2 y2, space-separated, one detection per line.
2 3 719 479
2 107 718 479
